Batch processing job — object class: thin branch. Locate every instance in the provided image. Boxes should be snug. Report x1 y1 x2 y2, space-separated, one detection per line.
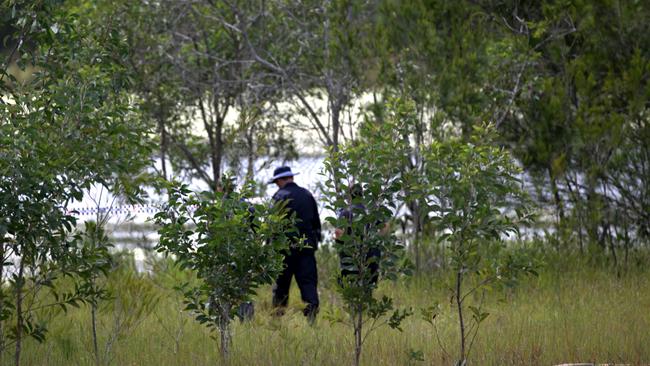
495 61 528 129
432 318 451 359
225 6 334 147
460 276 496 305
169 136 214 187
1 11 36 85
465 291 487 357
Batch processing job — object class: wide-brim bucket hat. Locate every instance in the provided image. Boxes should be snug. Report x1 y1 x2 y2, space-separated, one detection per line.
268 166 300 184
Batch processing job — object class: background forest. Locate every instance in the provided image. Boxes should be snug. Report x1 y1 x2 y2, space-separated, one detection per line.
1 0 649 365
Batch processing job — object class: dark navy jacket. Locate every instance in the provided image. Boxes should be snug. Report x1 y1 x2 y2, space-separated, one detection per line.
336 203 381 283
336 204 382 260
272 182 321 250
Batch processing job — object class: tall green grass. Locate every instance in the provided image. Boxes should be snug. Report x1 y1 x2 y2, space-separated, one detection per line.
11 250 650 366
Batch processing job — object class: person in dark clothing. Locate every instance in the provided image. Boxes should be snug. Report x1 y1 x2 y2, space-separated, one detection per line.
268 166 321 323
334 184 385 288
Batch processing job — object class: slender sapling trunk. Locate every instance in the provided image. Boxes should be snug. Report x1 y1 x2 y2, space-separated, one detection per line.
353 304 363 366
92 301 100 366
218 304 232 364
455 268 466 365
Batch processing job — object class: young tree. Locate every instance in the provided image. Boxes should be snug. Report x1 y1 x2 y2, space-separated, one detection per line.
154 182 293 362
421 124 535 365
322 98 413 366
0 2 152 365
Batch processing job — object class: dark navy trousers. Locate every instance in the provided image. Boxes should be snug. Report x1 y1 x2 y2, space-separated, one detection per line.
272 250 319 309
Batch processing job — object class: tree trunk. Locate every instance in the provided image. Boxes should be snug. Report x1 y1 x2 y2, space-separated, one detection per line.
411 203 421 274
158 111 168 181
455 268 466 366
606 224 618 270
353 305 363 366
548 166 565 226
564 176 585 254
585 182 603 249
212 115 225 189
92 301 100 366
602 182 618 271
14 259 25 366
331 100 341 153
246 127 255 182
623 220 630 269
218 305 232 364
414 227 421 274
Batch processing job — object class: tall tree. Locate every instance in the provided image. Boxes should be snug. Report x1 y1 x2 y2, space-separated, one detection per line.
480 0 650 255
0 1 152 364
239 0 377 152
115 0 295 189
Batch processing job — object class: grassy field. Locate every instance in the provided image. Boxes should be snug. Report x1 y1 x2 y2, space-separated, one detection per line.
11 250 650 366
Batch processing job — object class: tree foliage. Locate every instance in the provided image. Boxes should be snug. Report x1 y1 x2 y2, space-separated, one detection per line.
421 124 536 364
0 1 152 363
154 182 293 362
322 98 415 366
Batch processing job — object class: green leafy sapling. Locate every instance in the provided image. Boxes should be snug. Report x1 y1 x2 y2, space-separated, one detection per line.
322 102 414 366
154 181 293 363
0 4 152 365
421 124 536 365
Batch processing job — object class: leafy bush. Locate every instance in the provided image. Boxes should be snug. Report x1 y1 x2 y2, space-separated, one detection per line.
154 182 293 362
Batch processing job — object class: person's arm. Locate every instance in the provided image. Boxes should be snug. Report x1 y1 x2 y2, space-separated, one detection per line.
334 208 350 240
380 221 391 236
379 202 393 236
334 227 344 239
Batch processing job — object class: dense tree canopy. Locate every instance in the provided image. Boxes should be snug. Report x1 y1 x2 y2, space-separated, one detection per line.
1 1 649 363
2 0 647 265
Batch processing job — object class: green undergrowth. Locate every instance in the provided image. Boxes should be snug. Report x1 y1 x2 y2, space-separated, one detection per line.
9 249 650 366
